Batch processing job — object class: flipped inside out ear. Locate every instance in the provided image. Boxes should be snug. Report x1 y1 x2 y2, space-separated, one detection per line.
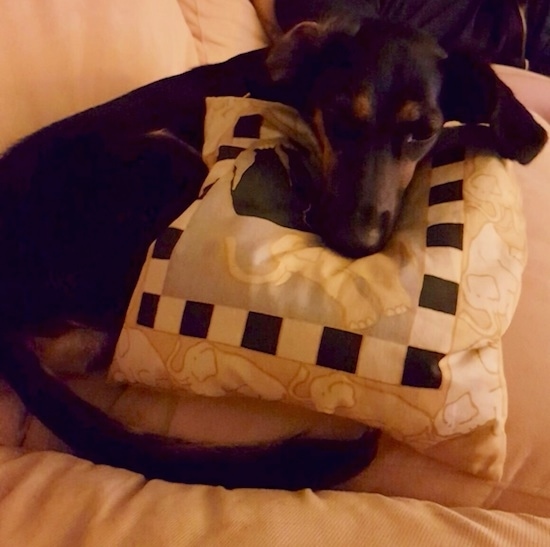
266 20 355 85
439 52 547 164
266 21 326 83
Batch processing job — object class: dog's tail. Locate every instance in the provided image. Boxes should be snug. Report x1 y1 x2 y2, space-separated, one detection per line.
0 336 378 490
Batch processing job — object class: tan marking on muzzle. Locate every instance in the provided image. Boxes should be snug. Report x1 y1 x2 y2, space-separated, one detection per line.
312 109 337 181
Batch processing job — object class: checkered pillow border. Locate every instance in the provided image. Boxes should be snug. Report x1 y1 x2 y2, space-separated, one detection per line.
134 115 466 389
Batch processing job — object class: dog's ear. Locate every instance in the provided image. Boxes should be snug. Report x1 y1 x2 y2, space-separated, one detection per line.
266 20 357 85
266 21 323 82
440 52 547 164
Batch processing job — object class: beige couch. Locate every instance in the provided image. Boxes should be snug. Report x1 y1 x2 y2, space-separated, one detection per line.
1 2 550 544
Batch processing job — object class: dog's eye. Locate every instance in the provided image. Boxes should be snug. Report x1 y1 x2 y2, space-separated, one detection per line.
404 131 437 144
403 131 438 148
401 110 443 150
401 130 439 159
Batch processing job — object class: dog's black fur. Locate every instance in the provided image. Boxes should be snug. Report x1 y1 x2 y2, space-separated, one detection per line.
0 18 546 490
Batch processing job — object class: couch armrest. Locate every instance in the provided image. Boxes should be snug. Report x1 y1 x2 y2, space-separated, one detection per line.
0 447 549 546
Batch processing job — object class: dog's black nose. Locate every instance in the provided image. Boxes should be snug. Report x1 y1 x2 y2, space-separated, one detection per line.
315 210 393 259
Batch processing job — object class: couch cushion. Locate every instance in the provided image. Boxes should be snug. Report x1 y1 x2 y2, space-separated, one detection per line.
177 0 267 64
1 445 550 546
0 0 198 152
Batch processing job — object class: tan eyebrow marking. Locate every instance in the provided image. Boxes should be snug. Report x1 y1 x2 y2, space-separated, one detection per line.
396 100 423 123
352 92 372 121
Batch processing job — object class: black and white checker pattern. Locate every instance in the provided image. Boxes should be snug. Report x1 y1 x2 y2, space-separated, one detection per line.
402 144 465 388
134 114 467 390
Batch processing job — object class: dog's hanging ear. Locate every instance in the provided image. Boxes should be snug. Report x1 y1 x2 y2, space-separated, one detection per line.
440 52 547 164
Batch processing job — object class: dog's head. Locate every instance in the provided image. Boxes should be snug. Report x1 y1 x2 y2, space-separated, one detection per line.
267 18 547 258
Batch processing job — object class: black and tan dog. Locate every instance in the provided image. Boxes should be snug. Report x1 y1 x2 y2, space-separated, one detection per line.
0 18 546 490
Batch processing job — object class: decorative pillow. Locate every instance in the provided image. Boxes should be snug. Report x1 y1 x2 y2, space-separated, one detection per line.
111 96 527 480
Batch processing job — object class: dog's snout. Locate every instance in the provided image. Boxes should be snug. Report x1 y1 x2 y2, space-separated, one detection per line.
352 208 393 256
360 208 392 250
307 148 413 259
315 207 394 259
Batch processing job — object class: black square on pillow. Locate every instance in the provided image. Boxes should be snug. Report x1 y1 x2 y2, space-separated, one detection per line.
419 275 459 315
152 227 183 259
427 223 464 249
429 180 463 206
241 312 282 355
137 292 160 328
317 328 362 374
402 347 443 388
180 301 214 339
233 114 263 138
217 145 245 161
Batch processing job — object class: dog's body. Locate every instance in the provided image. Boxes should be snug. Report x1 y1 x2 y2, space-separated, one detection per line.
0 17 546 489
